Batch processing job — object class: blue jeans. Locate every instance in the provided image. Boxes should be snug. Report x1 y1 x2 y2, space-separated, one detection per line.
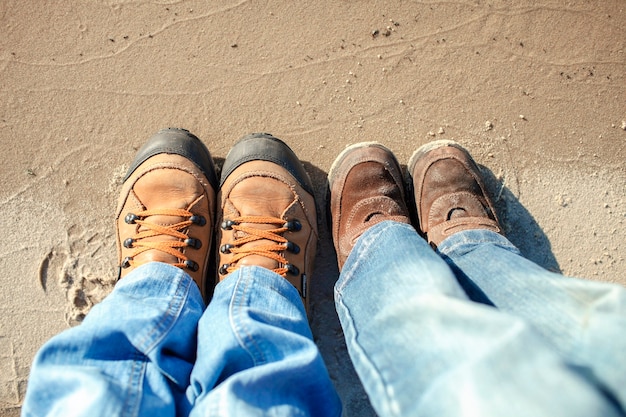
22 264 342 417
335 221 626 417
23 221 626 417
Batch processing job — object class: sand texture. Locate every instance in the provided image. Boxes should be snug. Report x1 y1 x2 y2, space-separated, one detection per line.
1 1 625 415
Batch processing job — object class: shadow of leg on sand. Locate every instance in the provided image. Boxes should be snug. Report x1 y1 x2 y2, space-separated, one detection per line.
481 165 561 274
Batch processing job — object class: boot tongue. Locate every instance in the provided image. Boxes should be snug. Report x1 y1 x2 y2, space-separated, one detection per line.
132 169 200 265
229 177 294 271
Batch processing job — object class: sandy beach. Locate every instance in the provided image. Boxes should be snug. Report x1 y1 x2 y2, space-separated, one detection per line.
1 1 624 415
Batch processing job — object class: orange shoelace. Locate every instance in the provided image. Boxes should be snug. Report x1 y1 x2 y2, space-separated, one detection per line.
123 208 204 271
220 215 300 277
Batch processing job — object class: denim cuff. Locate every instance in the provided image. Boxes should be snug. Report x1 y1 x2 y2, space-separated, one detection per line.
117 261 203 305
437 229 520 259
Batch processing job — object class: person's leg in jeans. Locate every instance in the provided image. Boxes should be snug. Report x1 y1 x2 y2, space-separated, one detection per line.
438 229 626 409
409 141 626 410
328 141 622 417
187 267 341 416
186 133 341 416
22 128 219 417
22 130 341 417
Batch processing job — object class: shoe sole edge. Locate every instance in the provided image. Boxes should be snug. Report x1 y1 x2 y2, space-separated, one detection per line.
327 141 393 187
123 128 219 189
407 139 466 175
220 133 315 195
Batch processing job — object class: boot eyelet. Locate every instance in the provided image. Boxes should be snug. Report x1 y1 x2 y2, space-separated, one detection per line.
220 244 232 254
190 215 206 226
221 220 235 230
284 219 301 231
184 260 199 271
284 241 300 254
121 256 132 268
125 213 139 224
123 238 134 248
219 264 230 275
185 238 202 249
286 263 299 276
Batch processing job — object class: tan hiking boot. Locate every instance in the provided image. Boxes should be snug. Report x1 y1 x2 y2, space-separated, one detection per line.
408 140 502 247
115 128 218 299
217 133 318 311
328 143 411 271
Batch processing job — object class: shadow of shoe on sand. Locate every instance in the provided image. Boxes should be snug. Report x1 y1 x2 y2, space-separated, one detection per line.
480 165 561 274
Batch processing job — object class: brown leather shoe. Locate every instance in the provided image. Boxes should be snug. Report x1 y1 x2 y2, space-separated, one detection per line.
115 128 218 299
328 142 411 270
408 140 502 247
217 133 317 311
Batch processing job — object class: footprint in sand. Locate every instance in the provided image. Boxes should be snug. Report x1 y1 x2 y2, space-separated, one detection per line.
38 224 116 325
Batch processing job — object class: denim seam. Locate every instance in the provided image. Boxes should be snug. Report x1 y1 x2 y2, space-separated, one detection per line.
337 221 443 417
440 237 489 255
439 235 518 258
135 270 192 354
230 268 267 366
120 354 147 417
335 292 400 417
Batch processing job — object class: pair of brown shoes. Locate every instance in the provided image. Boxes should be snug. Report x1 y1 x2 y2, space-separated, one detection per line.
328 140 502 270
115 129 500 312
116 129 316 310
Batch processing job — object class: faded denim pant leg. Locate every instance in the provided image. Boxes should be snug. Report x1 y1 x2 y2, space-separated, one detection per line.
335 220 626 417
22 263 341 417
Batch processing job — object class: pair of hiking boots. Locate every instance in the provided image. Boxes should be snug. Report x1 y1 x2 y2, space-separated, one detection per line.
116 128 501 311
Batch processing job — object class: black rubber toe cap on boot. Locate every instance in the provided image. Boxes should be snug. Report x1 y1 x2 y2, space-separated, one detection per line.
124 128 219 189
220 133 314 195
